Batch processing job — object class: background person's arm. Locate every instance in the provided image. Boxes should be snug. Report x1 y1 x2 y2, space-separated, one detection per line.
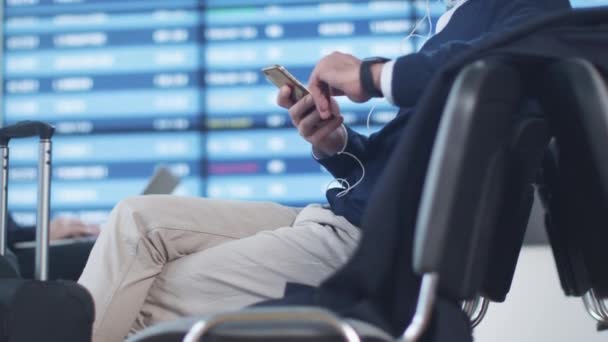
48 217 100 241
7 214 100 247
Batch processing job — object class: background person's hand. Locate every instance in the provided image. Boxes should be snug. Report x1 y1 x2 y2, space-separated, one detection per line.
307 52 368 119
49 216 100 240
277 85 346 158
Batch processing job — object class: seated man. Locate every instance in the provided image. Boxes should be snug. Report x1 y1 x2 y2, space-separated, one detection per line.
77 0 570 341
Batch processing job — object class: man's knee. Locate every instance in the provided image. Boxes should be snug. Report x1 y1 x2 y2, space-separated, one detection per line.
105 195 157 241
113 195 161 217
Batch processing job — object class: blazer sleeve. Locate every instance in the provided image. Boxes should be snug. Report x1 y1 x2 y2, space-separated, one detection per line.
390 41 480 107
390 1 546 107
316 39 482 179
318 0 545 178
316 40 481 179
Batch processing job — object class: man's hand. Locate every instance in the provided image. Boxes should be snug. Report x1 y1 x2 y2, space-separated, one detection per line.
277 86 346 158
49 217 100 241
307 52 384 119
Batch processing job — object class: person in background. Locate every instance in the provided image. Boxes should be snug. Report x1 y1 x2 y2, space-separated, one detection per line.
7 213 100 247
4 213 100 279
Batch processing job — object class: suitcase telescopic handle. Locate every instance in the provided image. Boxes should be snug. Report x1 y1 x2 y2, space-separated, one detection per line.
0 121 55 281
0 121 55 145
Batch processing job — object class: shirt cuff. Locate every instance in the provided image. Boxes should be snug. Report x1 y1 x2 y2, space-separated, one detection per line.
380 59 396 105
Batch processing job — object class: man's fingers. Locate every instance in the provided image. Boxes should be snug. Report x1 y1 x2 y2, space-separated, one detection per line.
308 72 332 119
288 94 315 126
316 83 333 120
277 85 295 108
290 107 315 127
328 98 341 119
298 110 323 137
330 87 345 96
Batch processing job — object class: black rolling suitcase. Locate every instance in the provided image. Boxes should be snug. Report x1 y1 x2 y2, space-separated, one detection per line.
0 121 94 342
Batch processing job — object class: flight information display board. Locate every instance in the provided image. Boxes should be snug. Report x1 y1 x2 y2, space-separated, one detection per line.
570 0 608 7
2 0 443 226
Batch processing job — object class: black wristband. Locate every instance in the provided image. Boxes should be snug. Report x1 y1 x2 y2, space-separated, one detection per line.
360 57 390 98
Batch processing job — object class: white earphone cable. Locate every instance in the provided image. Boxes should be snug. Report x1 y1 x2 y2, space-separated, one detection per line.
401 0 434 52
324 124 367 198
326 0 435 198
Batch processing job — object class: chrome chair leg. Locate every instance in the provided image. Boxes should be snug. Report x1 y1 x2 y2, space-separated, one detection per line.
583 291 604 322
583 289 608 324
400 273 439 342
461 296 490 328
461 297 479 318
596 294 608 321
470 297 489 328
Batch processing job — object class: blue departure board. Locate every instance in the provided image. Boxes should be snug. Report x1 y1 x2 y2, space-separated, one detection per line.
570 0 608 8
2 0 444 227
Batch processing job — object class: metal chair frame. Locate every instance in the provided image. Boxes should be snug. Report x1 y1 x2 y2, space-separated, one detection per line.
461 296 490 328
183 309 362 342
583 289 608 324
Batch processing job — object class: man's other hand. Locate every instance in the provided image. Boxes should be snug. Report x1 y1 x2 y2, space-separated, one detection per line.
49 216 101 240
277 86 346 158
307 52 370 119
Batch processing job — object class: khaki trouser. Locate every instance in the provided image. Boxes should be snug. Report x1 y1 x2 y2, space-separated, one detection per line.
78 195 360 342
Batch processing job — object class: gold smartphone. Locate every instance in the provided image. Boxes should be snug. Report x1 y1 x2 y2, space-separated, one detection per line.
262 64 310 102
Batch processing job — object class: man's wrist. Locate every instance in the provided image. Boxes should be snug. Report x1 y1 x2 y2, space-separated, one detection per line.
311 124 348 160
380 60 396 105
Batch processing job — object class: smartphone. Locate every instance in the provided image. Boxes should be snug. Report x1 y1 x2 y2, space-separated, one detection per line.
262 64 310 102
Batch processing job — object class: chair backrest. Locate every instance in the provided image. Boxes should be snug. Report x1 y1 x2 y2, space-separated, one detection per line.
413 58 524 301
404 58 553 340
536 59 608 299
480 115 549 302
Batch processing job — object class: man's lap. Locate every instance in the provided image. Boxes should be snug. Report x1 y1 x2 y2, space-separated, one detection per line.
132 204 361 330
